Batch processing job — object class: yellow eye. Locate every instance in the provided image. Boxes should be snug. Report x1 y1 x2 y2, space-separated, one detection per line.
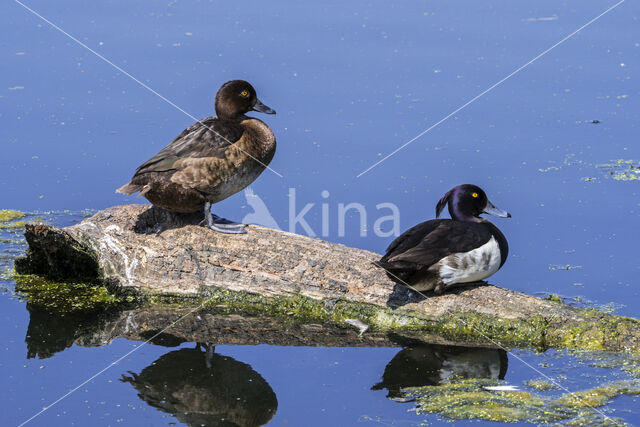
240 90 249 97
472 192 478 198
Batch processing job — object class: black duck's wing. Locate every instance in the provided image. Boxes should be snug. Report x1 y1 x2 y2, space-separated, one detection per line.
384 221 491 268
380 220 446 262
133 117 244 175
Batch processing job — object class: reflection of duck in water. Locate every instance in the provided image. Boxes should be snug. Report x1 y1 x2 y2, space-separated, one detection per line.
372 343 508 401
121 344 277 426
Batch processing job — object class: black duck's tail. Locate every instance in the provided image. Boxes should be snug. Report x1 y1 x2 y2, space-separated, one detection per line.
373 260 414 284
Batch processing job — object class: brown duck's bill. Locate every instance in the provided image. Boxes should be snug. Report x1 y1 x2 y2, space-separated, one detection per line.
252 98 276 114
483 200 511 218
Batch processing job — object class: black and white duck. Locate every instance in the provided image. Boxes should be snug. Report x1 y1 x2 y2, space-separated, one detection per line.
376 184 510 294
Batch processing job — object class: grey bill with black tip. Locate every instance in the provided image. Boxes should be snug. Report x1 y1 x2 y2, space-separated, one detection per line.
483 200 511 218
252 99 276 114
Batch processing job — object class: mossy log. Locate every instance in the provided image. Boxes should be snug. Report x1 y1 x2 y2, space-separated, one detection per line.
14 204 640 352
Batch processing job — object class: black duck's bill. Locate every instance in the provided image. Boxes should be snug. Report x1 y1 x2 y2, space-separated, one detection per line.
483 200 511 218
252 98 276 114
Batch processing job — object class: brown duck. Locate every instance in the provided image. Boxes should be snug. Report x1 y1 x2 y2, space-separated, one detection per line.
117 80 276 234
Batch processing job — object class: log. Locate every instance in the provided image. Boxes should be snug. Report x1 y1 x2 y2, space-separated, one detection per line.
14 204 640 352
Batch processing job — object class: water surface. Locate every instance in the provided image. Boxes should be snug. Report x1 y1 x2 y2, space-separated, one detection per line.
1 0 639 425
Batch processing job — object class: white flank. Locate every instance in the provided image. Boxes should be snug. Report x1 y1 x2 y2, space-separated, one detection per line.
437 236 501 285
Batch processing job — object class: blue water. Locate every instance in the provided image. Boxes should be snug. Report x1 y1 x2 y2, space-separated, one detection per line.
1 0 639 425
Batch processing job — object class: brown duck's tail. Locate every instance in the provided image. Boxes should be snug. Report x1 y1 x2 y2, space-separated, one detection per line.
116 182 142 195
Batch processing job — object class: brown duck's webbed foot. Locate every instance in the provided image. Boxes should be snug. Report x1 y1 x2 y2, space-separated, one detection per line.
203 202 247 234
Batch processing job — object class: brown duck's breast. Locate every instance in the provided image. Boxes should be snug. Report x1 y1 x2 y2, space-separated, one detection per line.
170 118 276 202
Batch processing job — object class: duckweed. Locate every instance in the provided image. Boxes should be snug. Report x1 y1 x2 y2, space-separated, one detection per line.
557 380 640 408
597 159 640 181
13 274 121 315
525 379 557 391
0 209 25 223
0 209 26 230
0 221 26 229
408 377 639 424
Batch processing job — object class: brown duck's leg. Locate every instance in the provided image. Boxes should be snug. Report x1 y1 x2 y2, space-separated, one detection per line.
434 282 445 295
204 202 247 234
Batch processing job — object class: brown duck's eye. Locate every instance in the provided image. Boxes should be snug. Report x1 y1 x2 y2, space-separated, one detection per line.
472 192 479 198
240 90 249 98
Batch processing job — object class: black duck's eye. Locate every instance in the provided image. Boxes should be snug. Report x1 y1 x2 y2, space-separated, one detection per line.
471 192 479 198
240 90 249 98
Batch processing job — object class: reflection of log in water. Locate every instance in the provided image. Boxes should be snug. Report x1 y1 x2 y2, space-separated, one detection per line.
25 306 78 359
23 304 114 359
372 344 508 401
24 304 497 359
121 345 277 427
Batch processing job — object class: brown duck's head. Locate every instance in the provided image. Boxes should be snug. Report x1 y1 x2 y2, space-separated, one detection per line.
214 80 276 120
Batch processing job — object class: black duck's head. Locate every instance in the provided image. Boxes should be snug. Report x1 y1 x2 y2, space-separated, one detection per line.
214 80 276 120
436 184 511 222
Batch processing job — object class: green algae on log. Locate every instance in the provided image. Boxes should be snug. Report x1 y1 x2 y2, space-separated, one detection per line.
13 204 640 352
14 273 121 315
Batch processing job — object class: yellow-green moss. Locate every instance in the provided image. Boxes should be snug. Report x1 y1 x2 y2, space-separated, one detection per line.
0 209 25 222
124 285 640 353
545 293 564 304
194 286 549 349
11 272 639 352
198 287 389 327
408 377 639 424
431 311 550 350
13 274 121 315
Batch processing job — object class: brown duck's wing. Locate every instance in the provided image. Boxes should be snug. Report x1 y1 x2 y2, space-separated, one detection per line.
382 220 492 268
133 117 244 175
